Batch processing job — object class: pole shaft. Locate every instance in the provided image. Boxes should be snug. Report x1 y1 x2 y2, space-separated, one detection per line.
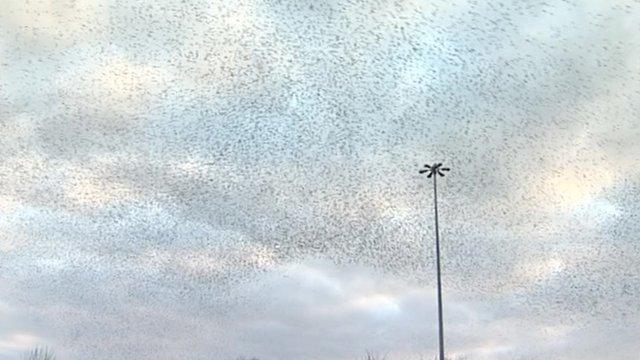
433 175 445 360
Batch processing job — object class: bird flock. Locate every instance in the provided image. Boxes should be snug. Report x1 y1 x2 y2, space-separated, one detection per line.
1 0 639 358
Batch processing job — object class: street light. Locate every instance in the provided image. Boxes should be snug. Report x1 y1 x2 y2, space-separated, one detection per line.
419 162 449 360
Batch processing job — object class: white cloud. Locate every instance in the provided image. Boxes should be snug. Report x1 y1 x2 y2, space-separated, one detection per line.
1 0 639 358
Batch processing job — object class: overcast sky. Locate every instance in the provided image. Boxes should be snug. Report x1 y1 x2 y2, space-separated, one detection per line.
1 0 639 359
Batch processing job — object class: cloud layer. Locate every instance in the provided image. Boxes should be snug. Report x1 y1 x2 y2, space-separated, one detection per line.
1 0 639 359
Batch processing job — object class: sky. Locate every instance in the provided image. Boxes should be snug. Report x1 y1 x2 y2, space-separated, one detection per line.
0 0 639 359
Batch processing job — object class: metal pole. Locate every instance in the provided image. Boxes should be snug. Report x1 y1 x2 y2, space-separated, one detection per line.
433 174 445 360
418 162 449 359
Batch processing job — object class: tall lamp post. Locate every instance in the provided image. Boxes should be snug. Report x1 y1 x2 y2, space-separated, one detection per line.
419 163 450 360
